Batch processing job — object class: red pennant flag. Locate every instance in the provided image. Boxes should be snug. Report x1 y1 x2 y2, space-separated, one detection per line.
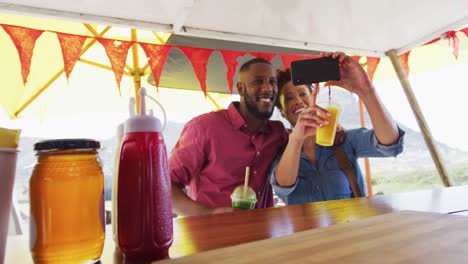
446 31 460 59
280 54 306 70
140 43 172 91
399 51 411 75
97 38 134 91
250 52 277 62
219 50 246 94
460 27 468 38
351 55 361 63
1 25 43 84
179 46 214 96
424 37 440 46
302 54 321 60
366 57 380 81
56 33 87 80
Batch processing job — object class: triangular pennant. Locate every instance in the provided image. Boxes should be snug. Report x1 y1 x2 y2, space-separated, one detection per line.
56 33 87 80
366 57 381 81
399 51 411 75
424 37 440 46
97 38 134 91
178 46 214 96
302 54 321 60
140 43 172 91
351 55 361 63
460 27 468 38
1 25 43 84
446 31 460 59
219 50 246 94
279 54 306 70
250 52 277 62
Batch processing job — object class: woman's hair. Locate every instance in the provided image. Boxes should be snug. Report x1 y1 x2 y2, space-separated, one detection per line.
276 68 313 110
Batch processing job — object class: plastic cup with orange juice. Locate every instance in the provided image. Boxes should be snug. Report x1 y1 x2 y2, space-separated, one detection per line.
316 101 341 146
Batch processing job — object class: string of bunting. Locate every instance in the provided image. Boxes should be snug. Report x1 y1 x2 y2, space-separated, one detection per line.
1 23 467 94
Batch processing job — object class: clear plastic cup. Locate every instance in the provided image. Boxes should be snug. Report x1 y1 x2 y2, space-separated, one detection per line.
0 149 18 264
316 101 341 146
231 186 257 210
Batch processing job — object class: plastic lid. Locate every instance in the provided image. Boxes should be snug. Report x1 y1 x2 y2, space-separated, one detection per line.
231 185 257 201
124 87 163 133
34 139 100 151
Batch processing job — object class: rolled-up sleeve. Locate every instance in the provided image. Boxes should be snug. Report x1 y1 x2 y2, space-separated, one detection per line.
347 126 405 158
270 152 298 198
169 118 206 189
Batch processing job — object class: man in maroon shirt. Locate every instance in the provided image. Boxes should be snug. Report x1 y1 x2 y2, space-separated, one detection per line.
169 58 288 216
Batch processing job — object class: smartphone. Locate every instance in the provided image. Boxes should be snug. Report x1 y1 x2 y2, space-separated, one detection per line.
290 57 340 85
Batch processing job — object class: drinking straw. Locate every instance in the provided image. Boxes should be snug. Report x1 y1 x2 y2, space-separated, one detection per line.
243 166 250 197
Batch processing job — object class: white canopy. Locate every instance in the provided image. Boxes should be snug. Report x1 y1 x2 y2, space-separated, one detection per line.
0 0 467 57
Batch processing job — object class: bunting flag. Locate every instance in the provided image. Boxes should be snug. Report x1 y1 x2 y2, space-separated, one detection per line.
460 27 468 38
140 43 172 91
56 33 87 80
1 22 467 93
366 57 381 81
219 50 247 94
1 25 43 84
399 51 411 75
302 54 321 60
446 31 460 59
250 52 277 62
97 38 134 91
279 54 307 70
178 46 214 96
351 56 361 63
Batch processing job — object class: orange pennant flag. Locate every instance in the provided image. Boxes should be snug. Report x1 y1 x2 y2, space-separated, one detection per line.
178 46 214 96
399 51 411 75
97 38 134 92
366 57 381 81
1 25 43 84
139 43 172 91
56 33 87 80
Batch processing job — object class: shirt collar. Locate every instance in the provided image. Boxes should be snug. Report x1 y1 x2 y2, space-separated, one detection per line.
227 102 272 133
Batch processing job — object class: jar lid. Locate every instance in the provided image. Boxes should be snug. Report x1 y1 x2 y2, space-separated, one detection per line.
34 139 100 151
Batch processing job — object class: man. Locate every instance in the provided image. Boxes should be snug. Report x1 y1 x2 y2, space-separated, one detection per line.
169 58 288 216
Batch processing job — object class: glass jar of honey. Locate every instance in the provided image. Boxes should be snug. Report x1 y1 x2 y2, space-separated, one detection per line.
30 139 105 264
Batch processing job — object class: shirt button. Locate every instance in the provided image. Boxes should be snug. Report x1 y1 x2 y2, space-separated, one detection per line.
254 170 257 174
256 151 260 156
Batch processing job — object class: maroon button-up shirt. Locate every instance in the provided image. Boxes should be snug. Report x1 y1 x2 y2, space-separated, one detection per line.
169 102 288 208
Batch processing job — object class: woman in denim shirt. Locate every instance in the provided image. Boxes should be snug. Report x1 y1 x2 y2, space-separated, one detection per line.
271 52 405 205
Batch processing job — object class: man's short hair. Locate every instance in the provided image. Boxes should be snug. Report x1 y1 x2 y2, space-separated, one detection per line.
239 58 272 73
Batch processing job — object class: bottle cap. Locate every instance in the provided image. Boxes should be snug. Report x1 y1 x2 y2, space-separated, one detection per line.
34 139 100 151
124 87 166 133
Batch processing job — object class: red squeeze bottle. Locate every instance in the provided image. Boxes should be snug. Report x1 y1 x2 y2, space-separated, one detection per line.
117 87 173 262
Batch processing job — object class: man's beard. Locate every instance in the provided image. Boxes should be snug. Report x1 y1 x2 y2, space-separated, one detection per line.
243 90 275 120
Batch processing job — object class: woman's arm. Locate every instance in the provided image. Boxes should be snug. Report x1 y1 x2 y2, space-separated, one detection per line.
324 52 399 145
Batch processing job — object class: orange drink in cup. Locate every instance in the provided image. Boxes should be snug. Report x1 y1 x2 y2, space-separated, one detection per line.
316 101 341 146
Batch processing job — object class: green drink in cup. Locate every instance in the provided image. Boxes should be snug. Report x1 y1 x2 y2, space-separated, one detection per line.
231 167 257 210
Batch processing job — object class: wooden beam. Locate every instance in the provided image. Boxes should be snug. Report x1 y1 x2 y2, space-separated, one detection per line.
358 98 373 196
387 49 453 187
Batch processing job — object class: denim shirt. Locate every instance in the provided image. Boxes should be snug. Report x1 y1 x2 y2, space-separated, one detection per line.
270 127 405 205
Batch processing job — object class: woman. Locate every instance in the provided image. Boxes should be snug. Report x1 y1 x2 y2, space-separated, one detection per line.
271 52 405 205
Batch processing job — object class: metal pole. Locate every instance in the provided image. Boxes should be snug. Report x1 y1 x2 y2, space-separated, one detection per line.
387 49 453 187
